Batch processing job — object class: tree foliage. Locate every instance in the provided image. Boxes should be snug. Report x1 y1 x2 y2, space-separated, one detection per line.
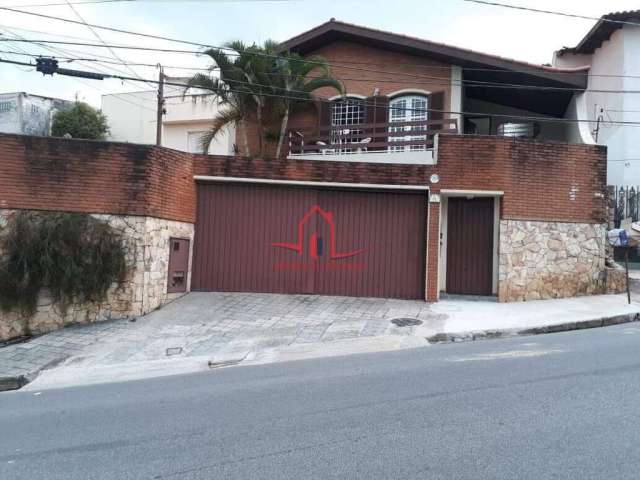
185 41 343 157
51 102 110 140
0 211 128 318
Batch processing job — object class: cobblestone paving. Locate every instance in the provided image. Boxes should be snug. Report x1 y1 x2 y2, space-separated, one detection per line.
0 293 446 380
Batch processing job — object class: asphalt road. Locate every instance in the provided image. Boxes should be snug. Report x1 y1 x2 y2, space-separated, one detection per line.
3 324 640 480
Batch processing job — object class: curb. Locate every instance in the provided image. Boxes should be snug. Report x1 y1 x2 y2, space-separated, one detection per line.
426 312 640 344
0 375 30 392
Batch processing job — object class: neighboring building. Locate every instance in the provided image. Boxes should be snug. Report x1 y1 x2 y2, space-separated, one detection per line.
554 10 640 186
0 92 73 136
101 82 235 155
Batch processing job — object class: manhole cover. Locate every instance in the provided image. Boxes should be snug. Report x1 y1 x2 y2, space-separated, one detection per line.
391 318 423 327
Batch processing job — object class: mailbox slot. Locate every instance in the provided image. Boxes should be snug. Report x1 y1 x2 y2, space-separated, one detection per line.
167 238 190 293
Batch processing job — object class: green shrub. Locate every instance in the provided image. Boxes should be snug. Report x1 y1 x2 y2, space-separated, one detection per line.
0 211 128 316
51 102 109 140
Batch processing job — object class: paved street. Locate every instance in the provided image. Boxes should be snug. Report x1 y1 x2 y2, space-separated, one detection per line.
3 323 640 479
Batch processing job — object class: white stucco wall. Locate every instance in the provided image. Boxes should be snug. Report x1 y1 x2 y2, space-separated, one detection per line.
102 90 158 145
0 93 72 136
556 26 640 185
101 90 235 155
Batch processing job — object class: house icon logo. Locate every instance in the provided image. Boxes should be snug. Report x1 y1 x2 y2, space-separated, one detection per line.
272 205 366 261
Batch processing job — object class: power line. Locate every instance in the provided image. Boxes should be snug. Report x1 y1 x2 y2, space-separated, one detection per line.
0 26 149 91
7 40 640 95
0 27 156 111
0 4 607 78
461 0 640 28
4 2 640 88
5 0 136 6
5 56 640 128
0 49 212 71
63 0 152 87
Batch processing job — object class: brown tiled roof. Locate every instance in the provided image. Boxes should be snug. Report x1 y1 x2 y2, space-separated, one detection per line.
560 10 640 55
280 19 588 88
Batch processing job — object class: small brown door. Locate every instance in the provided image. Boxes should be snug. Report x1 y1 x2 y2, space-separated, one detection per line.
167 238 190 293
446 197 494 296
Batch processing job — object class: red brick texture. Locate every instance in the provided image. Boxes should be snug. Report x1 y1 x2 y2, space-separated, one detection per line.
196 135 607 302
196 135 608 224
237 39 453 158
1 132 606 302
0 134 196 223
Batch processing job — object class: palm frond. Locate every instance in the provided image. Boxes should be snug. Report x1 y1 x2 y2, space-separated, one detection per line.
199 107 243 153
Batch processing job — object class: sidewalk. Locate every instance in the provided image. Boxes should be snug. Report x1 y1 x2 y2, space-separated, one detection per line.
2 289 639 391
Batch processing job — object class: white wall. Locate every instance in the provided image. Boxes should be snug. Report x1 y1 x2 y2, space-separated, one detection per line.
101 90 235 155
0 93 21 134
0 93 71 136
102 91 157 145
556 26 640 186
163 121 234 154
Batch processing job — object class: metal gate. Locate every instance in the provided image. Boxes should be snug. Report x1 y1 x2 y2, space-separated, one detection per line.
192 182 427 299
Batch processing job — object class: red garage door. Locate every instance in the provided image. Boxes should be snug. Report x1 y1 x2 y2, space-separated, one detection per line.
192 182 427 299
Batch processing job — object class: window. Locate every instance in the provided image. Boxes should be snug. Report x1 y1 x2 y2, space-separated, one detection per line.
187 131 208 154
330 97 365 153
0 100 15 114
331 98 364 127
388 95 428 152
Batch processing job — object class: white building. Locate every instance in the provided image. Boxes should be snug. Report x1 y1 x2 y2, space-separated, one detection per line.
101 84 235 155
554 10 640 186
0 92 73 136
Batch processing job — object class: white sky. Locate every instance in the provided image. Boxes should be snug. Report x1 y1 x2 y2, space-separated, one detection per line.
0 0 638 108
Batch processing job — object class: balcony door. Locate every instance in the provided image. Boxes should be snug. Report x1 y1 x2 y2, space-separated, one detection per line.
388 95 428 152
330 97 365 153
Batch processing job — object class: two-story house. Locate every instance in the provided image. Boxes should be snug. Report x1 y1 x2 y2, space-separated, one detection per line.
191 19 615 303
554 10 640 186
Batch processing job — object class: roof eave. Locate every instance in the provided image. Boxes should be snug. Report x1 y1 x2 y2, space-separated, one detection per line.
280 20 587 90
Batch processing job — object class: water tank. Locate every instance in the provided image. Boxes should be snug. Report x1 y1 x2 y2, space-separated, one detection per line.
497 122 540 138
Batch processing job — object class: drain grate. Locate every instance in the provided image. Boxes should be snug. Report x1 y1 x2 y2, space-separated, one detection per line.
391 318 423 327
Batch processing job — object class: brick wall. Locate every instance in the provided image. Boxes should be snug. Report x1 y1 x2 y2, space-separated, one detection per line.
0 133 196 223
196 134 608 224
237 39 453 158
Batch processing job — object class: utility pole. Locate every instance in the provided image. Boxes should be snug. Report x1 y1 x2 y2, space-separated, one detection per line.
156 64 165 146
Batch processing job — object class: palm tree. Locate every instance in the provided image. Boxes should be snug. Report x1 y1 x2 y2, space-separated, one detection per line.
186 41 269 156
271 53 344 158
187 41 342 158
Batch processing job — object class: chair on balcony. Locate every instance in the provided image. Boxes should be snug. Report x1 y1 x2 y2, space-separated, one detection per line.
356 137 372 153
315 141 335 155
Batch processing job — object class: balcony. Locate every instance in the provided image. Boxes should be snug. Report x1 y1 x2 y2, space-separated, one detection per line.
287 118 458 164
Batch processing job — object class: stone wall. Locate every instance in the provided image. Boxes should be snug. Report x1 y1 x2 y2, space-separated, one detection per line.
498 220 607 302
0 210 194 342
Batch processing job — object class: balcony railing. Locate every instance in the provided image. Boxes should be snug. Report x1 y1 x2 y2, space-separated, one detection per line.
287 118 458 157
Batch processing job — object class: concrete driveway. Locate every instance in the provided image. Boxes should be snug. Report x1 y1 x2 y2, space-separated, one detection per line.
2 293 443 389
2 290 639 391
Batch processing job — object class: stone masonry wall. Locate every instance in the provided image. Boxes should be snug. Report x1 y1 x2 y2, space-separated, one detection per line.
498 220 607 302
0 210 194 342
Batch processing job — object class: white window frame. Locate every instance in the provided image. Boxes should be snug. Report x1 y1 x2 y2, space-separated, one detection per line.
330 96 365 153
388 94 429 152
